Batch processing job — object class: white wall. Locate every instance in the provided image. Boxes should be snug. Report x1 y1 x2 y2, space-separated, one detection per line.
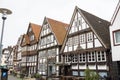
110 7 120 61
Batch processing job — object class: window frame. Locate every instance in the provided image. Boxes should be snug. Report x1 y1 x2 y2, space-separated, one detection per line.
86 32 93 42
97 51 106 62
79 53 86 63
30 34 34 41
113 29 120 46
87 52 96 62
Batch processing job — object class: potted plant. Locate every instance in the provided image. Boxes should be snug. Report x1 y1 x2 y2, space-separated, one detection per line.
84 68 99 80
13 70 17 76
34 73 41 80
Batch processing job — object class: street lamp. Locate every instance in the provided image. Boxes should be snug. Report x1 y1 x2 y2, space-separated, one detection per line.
0 8 12 65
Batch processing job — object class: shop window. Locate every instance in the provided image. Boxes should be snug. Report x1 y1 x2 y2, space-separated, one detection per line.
72 71 78 76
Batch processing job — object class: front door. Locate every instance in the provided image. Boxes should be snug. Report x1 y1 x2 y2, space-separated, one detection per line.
64 65 71 76
48 66 52 76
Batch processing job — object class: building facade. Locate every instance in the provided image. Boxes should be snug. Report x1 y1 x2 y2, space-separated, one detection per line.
60 6 111 79
21 34 29 75
11 35 24 73
37 17 68 78
1 46 13 69
110 0 120 79
21 23 41 76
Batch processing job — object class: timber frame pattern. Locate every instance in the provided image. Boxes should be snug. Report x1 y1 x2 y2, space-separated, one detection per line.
8 6 114 80
59 6 112 79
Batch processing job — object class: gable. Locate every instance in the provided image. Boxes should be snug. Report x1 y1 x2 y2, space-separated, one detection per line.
31 23 41 41
21 34 29 46
47 17 69 45
26 23 41 42
38 18 58 49
62 6 110 53
78 8 110 48
69 11 89 34
41 21 52 36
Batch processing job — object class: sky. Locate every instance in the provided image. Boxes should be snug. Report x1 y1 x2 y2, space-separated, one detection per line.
0 0 119 48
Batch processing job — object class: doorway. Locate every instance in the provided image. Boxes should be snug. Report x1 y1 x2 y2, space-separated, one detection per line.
64 65 71 76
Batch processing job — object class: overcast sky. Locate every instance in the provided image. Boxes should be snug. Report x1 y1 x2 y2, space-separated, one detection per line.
0 0 119 48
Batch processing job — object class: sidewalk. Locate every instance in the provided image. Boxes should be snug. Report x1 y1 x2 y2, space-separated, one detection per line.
8 75 35 80
8 75 22 80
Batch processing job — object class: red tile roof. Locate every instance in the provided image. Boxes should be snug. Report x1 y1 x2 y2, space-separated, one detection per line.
30 23 41 41
46 17 69 45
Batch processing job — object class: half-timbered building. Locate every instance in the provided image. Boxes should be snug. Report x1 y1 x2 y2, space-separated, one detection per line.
37 17 68 78
16 35 23 71
21 23 41 76
21 33 30 75
12 45 19 72
1 46 13 69
60 6 111 79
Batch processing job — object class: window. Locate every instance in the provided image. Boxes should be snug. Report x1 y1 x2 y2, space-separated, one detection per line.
70 19 78 34
88 52 95 62
42 23 50 36
67 38 72 46
74 20 78 32
65 55 72 63
39 51 46 58
41 38 46 46
30 35 34 41
79 53 86 62
97 51 106 62
113 30 120 45
73 36 79 45
98 72 107 78
68 55 72 62
74 20 78 27
46 35 54 44
78 16 89 30
79 34 85 44
72 54 78 63
79 71 85 76
87 32 93 42
72 71 78 76
65 55 68 62
47 36 51 44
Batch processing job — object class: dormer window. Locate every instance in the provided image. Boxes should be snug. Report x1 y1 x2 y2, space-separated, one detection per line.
113 30 120 46
30 35 34 41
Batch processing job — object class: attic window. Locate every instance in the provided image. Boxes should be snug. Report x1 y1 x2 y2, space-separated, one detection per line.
98 20 102 24
30 35 34 41
113 30 120 46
